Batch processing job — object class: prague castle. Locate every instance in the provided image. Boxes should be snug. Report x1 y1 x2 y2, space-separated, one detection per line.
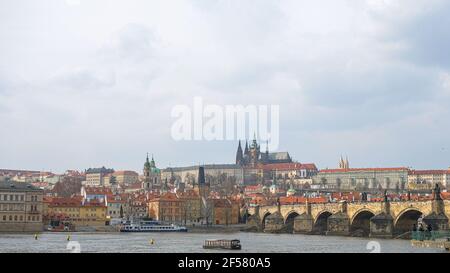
235 137 292 167
160 136 317 187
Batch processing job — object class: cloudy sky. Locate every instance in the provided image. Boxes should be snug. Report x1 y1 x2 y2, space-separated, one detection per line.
1 0 449 173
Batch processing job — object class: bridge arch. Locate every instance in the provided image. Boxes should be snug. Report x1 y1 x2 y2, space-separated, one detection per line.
394 208 424 235
261 211 271 230
284 211 300 233
350 209 375 236
313 210 333 235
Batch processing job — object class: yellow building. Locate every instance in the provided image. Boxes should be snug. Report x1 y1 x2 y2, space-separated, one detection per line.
407 170 448 191
79 200 108 226
113 171 139 186
45 197 107 228
177 190 202 225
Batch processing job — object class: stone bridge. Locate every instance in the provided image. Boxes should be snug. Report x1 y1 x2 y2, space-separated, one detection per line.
246 198 450 238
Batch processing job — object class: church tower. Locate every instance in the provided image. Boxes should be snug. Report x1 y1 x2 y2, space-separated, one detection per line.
339 156 350 169
196 166 210 198
142 153 161 191
248 133 260 167
236 140 244 165
143 153 152 190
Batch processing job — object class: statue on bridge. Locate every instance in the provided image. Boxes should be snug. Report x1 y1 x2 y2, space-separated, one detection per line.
433 184 442 200
361 192 368 202
383 190 388 202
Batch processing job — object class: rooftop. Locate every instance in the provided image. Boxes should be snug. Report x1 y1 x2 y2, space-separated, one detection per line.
320 167 409 173
0 181 43 192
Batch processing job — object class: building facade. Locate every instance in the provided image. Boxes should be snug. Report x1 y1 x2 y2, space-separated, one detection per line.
113 170 139 186
313 167 409 191
407 170 449 191
44 197 107 228
84 167 114 187
161 164 244 186
0 181 44 232
148 192 184 223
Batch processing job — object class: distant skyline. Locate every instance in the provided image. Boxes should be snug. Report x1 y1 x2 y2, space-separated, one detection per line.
1 0 450 173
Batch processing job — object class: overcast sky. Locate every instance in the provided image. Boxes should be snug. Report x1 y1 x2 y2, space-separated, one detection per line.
1 0 449 173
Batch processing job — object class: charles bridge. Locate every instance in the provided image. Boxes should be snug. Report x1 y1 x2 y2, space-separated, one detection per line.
246 188 450 238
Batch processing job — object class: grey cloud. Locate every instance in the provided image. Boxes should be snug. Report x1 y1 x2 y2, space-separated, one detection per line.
51 68 116 91
380 1 450 69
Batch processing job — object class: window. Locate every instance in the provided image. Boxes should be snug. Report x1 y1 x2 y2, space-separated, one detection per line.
19 216 23 221
9 215 12 221
20 195 24 201
14 215 17 221
2 215 5 221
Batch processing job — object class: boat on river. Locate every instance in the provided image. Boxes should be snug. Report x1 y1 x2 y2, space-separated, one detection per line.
120 220 188 232
203 239 242 250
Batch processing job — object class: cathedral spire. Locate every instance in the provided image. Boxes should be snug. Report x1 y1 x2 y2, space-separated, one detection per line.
236 140 243 165
339 155 344 169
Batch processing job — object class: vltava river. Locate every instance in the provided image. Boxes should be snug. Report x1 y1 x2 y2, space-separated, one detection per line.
0 232 443 253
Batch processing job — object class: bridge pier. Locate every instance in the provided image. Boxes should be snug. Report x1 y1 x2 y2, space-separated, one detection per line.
369 196 394 238
293 213 314 234
369 212 394 238
245 205 263 232
326 212 350 236
326 201 350 236
264 211 285 233
423 194 449 231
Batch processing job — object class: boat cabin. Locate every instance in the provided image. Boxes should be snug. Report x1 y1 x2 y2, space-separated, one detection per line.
203 239 241 250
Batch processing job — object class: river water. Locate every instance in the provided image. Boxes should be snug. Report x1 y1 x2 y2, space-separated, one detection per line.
0 232 443 253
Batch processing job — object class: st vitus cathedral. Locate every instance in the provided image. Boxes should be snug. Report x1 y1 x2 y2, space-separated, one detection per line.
235 135 292 167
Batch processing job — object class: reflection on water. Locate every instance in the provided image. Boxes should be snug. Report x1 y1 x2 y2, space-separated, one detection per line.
0 232 443 253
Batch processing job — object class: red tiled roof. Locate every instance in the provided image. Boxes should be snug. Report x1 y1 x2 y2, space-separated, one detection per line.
262 163 318 171
279 196 328 205
84 187 113 195
48 197 83 207
84 199 107 207
125 183 142 190
150 192 181 202
408 170 447 175
320 167 409 173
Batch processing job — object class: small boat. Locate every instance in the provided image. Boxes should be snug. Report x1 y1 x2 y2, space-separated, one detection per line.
120 220 188 232
203 239 242 250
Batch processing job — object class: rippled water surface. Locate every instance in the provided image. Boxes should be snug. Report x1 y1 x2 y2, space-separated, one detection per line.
0 232 443 253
